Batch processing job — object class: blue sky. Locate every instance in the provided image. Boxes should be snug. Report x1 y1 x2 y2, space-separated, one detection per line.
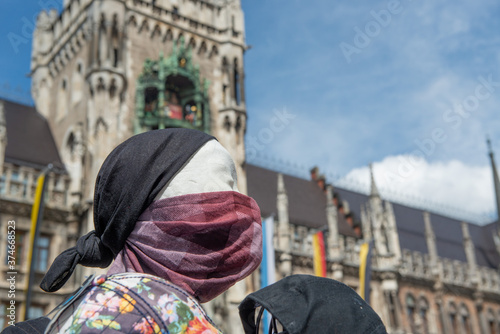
241 0 500 223
1 0 500 223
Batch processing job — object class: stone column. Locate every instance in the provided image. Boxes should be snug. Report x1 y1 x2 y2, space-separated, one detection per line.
424 211 441 278
277 173 292 277
462 222 478 285
385 201 401 261
0 102 6 175
436 296 449 334
474 292 487 334
325 185 342 280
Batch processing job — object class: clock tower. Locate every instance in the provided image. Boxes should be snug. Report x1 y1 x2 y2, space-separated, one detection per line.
31 0 249 331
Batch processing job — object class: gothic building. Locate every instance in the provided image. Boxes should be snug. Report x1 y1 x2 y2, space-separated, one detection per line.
246 163 500 334
0 99 75 324
1 0 500 333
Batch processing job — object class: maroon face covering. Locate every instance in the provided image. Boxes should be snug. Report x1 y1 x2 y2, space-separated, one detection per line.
108 191 263 303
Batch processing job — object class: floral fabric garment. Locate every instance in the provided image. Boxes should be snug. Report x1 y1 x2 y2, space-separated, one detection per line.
46 273 223 334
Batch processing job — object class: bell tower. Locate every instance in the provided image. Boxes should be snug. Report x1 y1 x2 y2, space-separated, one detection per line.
31 0 249 331
31 0 248 196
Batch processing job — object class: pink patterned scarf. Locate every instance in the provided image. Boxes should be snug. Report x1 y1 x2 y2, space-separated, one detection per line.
108 191 262 303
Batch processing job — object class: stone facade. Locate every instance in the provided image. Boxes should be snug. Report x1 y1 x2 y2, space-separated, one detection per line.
1 0 500 332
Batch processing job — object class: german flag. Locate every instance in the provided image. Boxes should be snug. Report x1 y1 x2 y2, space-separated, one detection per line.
313 231 327 277
359 241 373 304
24 167 50 320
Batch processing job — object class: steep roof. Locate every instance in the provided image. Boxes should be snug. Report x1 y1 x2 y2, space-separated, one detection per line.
333 188 500 269
2 99 64 170
246 164 358 238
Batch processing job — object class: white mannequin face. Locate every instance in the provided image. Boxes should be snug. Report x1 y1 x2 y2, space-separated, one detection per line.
155 139 239 200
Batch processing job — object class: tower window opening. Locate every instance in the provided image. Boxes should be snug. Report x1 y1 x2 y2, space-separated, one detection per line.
222 84 227 106
144 87 159 114
223 116 231 132
111 15 119 68
406 294 416 333
113 48 119 67
235 116 242 133
233 58 240 106
136 50 210 133
387 292 398 328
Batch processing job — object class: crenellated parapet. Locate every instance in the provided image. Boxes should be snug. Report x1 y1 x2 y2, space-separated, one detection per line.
31 2 92 76
399 247 500 295
0 103 6 174
0 163 70 214
87 70 126 99
124 0 245 46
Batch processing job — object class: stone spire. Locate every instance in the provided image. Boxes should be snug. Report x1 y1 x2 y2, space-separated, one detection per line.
487 139 500 226
0 101 6 174
487 138 500 255
326 185 339 257
369 163 380 198
423 211 439 276
461 222 478 284
277 173 289 251
277 173 292 277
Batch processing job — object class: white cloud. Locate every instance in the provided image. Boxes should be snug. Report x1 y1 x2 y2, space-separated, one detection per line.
336 156 496 224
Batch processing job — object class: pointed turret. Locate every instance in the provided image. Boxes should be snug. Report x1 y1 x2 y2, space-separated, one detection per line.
487 138 500 256
487 138 500 225
369 163 380 198
277 173 292 278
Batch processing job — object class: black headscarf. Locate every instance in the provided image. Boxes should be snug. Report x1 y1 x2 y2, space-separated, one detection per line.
239 275 387 334
41 129 214 292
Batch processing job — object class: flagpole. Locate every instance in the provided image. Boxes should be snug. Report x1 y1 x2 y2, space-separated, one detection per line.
260 215 275 334
23 164 52 321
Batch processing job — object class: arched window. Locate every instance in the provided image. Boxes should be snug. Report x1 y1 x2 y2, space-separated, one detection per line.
165 29 173 41
209 45 218 58
418 297 429 334
177 33 184 46
406 294 416 333
380 224 390 253
459 304 472 334
72 62 83 106
188 37 196 49
111 14 120 67
222 57 229 106
151 25 161 40
223 115 231 132
198 41 207 56
449 302 458 334
57 78 68 120
233 58 240 106
487 309 496 334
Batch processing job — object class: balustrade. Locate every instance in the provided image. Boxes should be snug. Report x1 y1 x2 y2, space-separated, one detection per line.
0 164 70 209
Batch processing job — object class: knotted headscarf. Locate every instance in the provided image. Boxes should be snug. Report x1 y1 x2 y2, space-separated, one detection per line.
107 139 263 302
41 129 215 292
